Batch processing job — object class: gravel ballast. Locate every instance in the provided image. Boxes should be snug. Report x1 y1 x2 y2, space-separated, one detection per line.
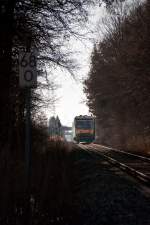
71 147 150 225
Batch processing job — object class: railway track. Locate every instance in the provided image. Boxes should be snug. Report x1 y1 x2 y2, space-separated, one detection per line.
78 143 150 186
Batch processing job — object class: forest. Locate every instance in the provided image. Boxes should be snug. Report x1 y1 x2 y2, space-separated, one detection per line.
85 0 150 152
0 0 148 224
0 0 98 224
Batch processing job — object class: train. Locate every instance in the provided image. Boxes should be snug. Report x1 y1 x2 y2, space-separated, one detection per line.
72 115 95 143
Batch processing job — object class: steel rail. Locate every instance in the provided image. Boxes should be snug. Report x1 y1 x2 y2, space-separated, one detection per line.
92 143 150 163
78 144 150 186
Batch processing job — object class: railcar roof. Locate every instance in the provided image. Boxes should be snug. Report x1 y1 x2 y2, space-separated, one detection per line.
74 115 94 120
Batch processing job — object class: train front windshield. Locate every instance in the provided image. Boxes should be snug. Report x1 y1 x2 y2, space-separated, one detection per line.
76 120 94 129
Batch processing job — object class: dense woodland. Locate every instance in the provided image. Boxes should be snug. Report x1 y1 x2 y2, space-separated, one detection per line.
85 0 150 152
0 0 95 152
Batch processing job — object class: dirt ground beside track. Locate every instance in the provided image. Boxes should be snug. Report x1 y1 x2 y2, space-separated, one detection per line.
70 146 150 225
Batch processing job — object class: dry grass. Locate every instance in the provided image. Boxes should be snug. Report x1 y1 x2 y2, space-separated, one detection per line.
0 140 74 224
126 135 150 155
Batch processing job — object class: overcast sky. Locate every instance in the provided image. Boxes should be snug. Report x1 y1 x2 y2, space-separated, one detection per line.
43 5 106 127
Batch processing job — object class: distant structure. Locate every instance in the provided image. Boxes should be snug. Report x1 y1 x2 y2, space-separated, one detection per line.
62 126 73 142
48 116 73 141
48 116 63 139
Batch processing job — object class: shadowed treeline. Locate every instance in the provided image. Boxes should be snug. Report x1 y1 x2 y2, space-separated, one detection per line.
85 0 150 154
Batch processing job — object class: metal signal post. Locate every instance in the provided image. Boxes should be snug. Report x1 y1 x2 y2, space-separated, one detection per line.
19 51 37 185
25 87 31 192
19 50 37 224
